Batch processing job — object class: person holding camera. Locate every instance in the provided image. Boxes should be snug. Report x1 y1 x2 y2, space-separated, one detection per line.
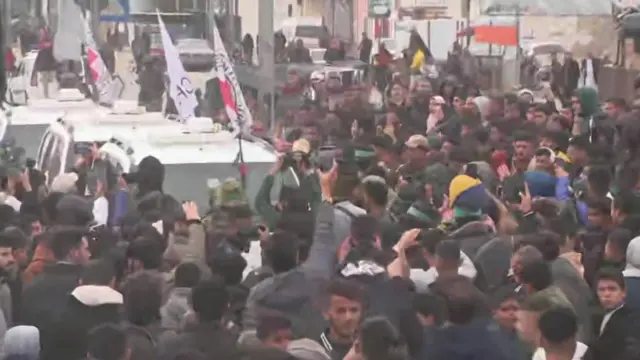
254 139 321 231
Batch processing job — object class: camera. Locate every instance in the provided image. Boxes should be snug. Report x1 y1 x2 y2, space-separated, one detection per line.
280 152 299 172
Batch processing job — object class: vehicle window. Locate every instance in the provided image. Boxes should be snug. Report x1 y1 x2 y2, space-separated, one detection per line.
73 141 106 155
39 133 55 173
295 25 325 39
48 136 64 180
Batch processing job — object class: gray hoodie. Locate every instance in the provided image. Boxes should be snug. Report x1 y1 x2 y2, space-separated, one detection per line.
242 203 338 339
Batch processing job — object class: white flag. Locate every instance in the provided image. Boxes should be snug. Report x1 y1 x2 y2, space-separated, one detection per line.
209 24 253 135
157 11 198 120
81 5 117 106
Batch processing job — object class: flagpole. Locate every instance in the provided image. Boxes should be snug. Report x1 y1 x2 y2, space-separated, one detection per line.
237 133 247 190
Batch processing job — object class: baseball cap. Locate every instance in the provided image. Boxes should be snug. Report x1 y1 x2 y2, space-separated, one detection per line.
431 95 446 105
405 135 430 150
292 139 311 154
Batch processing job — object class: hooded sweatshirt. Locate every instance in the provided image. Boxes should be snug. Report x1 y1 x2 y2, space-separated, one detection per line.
242 203 338 339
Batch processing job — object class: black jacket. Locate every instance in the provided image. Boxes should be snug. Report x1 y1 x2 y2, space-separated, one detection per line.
42 285 122 360
21 262 82 327
585 305 640 360
21 262 83 358
158 322 241 360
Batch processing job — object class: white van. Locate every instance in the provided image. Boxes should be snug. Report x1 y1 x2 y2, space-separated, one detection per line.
8 89 144 159
35 108 188 184
278 17 329 49
7 89 101 158
98 128 278 209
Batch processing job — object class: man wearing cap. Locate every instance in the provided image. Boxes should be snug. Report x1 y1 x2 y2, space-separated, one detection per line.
397 134 431 184
397 134 448 187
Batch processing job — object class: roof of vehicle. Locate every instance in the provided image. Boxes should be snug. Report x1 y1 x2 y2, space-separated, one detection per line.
176 39 214 54
10 97 97 125
111 129 278 165
59 112 199 143
12 96 154 126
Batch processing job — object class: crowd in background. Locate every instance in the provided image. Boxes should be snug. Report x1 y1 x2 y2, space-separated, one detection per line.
5 19 640 360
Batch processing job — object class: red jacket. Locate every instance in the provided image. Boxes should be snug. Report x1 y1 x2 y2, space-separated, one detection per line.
5 50 15 72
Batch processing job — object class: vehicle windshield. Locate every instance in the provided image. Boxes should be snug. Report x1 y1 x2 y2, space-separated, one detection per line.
161 161 277 211
295 25 326 39
74 141 107 156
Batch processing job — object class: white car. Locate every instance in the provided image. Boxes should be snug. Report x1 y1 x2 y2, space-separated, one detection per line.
176 38 215 71
7 89 144 159
7 89 100 158
98 129 278 210
37 111 277 210
310 48 327 65
36 105 180 183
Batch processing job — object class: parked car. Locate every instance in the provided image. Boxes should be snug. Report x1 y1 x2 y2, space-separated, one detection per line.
176 38 215 71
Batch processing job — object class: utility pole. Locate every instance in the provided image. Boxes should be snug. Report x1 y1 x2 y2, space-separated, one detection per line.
3 0 12 47
90 0 101 46
227 0 235 44
207 0 216 43
514 5 521 88
258 0 275 130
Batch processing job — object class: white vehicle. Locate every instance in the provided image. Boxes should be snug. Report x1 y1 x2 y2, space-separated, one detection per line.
7 89 141 158
36 108 185 184
278 17 329 49
37 114 277 209
310 48 327 65
7 89 101 158
97 129 278 209
5 51 39 105
176 38 215 71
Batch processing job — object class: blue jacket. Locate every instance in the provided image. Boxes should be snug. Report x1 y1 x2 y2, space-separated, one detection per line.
421 318 516 360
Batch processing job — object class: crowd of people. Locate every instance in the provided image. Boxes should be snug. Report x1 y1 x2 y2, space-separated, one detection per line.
6 16 640 360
